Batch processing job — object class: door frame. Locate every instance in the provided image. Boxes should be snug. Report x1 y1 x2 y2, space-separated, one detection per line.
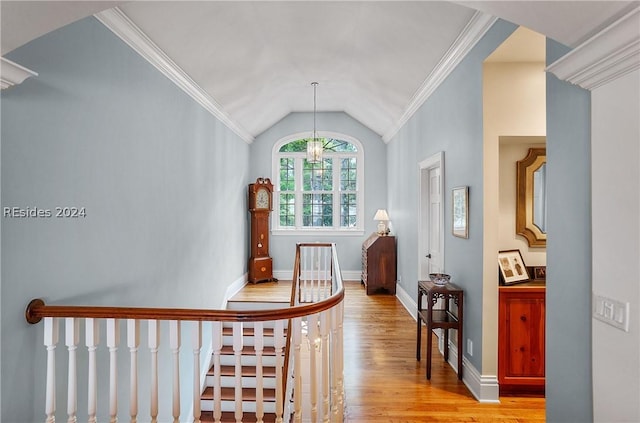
418 152 445 281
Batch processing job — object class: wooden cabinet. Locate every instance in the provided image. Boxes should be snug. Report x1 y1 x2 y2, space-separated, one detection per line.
498 284 545 394
361 234 396 295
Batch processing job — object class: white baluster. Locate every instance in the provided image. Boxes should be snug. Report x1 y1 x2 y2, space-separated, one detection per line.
330 303 344 421
292 317 302 423
211 321 223 423
320 311 330 423
308 314 319 422
169 321 181 423
232 322 243 423
274 320 284 423
254 322 264 423
44 317 59 423
192 321 202 423
107 319 120 423
148 320 159 423
65 318 79 423
337 301 345 420
86 318 99 423
303 248 309 303
127 319 140 423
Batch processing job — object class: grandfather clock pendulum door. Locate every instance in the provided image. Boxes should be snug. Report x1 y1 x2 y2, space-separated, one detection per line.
248 178 277 283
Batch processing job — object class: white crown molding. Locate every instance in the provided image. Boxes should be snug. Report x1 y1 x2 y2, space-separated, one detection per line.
547 7 640 91
382 11 498 143
94 7 255 144
1 57 38 90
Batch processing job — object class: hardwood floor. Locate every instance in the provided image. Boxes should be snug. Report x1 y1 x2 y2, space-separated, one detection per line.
233 280 546 422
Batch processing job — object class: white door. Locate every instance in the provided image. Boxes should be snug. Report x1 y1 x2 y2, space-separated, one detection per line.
419 153 444 280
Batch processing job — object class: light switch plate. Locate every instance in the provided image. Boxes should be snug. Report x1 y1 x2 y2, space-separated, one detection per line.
593 293 629 332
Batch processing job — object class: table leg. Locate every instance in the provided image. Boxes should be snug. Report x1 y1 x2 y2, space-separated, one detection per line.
426 320 433 380
416 291 422 361
457 296 463 380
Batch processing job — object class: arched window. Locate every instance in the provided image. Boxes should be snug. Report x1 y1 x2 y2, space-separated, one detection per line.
273 133 364 234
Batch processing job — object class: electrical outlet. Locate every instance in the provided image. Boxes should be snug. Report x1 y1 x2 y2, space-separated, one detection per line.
467 339 473 356
398 275 402 283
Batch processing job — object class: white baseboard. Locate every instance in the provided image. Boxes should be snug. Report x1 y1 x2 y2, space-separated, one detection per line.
221 273 249 309
396 283 499 403
396 283 417 320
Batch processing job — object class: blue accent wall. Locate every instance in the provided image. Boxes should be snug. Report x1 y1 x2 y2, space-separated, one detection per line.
1 17 250 421
545 38 593 422
386 20 517 371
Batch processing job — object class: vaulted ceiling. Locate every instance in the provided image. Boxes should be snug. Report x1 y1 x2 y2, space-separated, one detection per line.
2 1 637 141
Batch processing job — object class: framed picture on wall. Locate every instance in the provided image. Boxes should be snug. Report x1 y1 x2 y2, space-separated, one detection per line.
452 186 469 239
498 249 530 285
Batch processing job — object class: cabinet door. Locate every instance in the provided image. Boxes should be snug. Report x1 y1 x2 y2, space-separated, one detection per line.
499 290 545 391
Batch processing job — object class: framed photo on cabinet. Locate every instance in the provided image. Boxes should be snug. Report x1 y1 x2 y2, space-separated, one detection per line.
498 249 530 285
452 186 469 238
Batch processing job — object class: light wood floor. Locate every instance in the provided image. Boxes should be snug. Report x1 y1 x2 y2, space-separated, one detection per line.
232 281 545 422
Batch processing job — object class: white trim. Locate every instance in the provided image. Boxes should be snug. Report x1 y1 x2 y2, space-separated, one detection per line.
273 229 365 237
547 7 640 90
221 273 249 309
418 152 445 281
396 282 418 319
455 351 500 403
271 131 365 233
383 12 498 142
0 57 38 90
94 7 254 144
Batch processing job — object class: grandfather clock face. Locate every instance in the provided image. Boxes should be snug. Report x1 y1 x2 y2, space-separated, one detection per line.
256 187 270 210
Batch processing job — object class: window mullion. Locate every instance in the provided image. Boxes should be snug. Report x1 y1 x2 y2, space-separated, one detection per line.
295 155 304 228
333 156 340 229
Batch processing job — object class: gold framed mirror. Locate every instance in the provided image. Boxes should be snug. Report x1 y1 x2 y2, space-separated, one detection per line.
516 148 546 247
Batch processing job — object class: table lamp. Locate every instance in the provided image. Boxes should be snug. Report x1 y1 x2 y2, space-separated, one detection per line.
374 209 390 235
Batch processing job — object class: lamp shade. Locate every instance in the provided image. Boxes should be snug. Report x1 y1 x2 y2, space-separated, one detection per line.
374 209 390 221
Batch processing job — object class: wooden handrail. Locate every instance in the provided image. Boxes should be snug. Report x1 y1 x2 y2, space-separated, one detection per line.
26 243 343 325
25 291 344 324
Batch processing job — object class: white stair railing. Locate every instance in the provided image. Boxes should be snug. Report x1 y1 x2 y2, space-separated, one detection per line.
26 243 344 423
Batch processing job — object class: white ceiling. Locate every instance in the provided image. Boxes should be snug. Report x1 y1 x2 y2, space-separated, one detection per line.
2 1 637 140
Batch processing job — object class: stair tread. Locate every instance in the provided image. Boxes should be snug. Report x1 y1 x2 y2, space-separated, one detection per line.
219 345 277 356
202 386 276 402
221 326 280 336
200 411 277 423
208 365 277 377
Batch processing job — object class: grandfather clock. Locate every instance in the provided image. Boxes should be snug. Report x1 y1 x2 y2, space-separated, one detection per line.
248 178 277 283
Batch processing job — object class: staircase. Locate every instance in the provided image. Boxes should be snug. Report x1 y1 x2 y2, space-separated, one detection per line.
200 299 290 423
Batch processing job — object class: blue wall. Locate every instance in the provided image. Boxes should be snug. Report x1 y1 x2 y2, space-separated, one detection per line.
250 112 387 273
545 39 593 422
1 17 250 421
386 20 517 371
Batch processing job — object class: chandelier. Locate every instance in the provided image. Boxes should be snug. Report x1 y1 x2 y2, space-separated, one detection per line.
307 82 323 163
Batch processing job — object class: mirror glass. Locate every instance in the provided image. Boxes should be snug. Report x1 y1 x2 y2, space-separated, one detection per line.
516 148 546 247
533 163 546 233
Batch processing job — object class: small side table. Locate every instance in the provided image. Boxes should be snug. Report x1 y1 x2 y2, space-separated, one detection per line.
416 280 464 380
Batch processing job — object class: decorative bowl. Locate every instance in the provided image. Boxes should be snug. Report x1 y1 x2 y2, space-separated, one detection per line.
429 273 451 285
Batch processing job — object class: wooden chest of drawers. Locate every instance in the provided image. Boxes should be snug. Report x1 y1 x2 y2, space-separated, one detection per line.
361 234 396 295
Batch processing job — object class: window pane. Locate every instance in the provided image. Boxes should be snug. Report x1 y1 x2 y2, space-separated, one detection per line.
303 193 333 227
340 193 357 227
279 139 309 152
340 157 357 190
303 158 332 191
279 158 295 191
279 193 295 226
325 138 357 152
